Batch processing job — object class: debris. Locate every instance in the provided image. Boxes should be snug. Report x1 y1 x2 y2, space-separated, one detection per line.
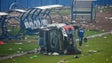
12 59 16 63
58 59 69 63
74 56 79 58
30 55 38 59
15 43 23 45
84 37 88 42
100 10 103 13
104 36 107 39
87 30 90 31
9 48 13 50
48 53 52 55
19 48 22 50
33 55 38 58
25 37 28 39
30 57 33 59
102 30 105 32
57 62 60 63
52 52 59 56
88 50 97 53
16 51 20 53
81 54 84 56
105 17 108 19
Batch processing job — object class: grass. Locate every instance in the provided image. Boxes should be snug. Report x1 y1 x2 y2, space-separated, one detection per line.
0 41 38 56
51 8 70 15
84 30 104 37
0 30 103 56
0 32 112 63
75 30 104 38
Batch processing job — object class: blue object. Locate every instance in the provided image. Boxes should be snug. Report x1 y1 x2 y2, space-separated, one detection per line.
78 28 84 37
78 28 84 46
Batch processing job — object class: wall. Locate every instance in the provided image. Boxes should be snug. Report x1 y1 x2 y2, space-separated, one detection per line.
0 0 112 11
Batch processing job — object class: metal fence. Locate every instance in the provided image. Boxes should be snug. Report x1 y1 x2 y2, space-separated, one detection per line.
0 0 112 11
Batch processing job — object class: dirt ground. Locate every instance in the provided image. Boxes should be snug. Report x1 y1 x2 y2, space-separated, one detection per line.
93 9 112 31
62 8 112 31
84 8 112 31
51 7 112 31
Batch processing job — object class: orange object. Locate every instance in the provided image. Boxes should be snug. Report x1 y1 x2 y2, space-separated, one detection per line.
0 41 5 45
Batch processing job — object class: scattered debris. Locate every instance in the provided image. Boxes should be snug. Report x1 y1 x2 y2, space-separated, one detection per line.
18 48 22 50
25 37 28 40
85 45 89 47
88 50 98 53
100 10 103 13
58 59 69 63
74 56 79 58
104 36 107 39
8 48 13 50
21 51 24 53
16 51 20 53
48 53 52 55
30 55 38 59
52 52 59 56
81 54 84 56
15 43 23 45
102 30 105 32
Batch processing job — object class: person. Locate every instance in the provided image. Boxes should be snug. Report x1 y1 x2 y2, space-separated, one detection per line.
78 27 85 46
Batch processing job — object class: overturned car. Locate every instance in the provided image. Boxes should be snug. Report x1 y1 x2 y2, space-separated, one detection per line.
38 23 81 55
